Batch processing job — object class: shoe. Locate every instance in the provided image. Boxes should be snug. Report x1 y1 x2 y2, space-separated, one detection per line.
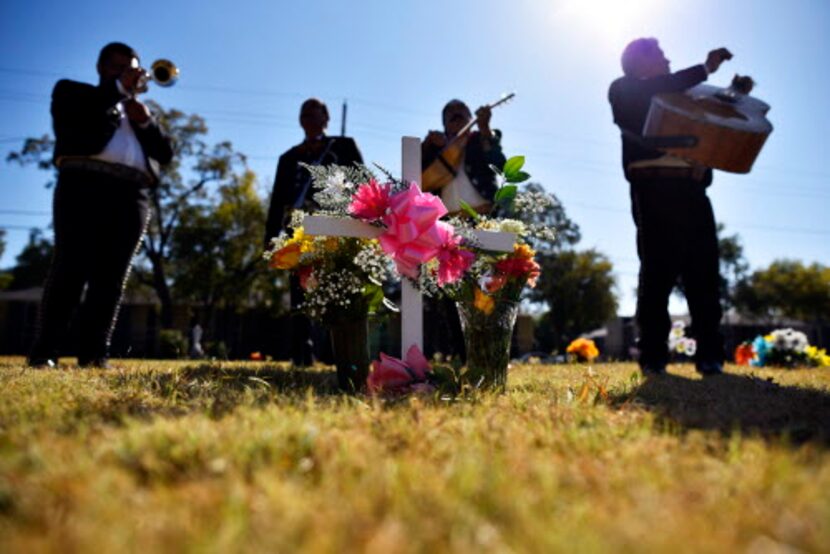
640 364 667 377
696 361 724 376
27 357 57 369
78 357 112 369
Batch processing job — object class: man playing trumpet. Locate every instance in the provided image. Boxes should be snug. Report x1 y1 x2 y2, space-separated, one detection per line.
28 42 174 369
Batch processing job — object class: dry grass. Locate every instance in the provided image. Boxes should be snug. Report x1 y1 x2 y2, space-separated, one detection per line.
1 357 829 553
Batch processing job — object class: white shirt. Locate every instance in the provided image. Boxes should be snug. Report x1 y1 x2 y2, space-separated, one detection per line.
90 81 149 174
440 151 488 213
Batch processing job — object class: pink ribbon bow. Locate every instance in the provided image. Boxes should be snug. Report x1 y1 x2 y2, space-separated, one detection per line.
378 183 448 279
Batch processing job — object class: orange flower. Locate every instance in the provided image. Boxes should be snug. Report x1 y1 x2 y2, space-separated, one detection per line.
250 351 263 361
734 343 754 366
566 338 599 362
473 287 495 315
513 243 535 260
269 242 302 269
495 244 540 287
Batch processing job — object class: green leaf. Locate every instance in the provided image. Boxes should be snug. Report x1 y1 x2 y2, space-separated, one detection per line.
494 185 518 204
363 284 385 313
502 156 525 180
506 171 531 184
458 200 480 221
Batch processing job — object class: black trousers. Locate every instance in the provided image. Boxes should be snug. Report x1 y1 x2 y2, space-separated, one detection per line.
630 178 724 366
30 168 150 362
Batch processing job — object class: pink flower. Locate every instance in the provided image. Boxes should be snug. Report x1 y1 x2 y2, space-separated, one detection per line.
378 183 448 278
434 222 475 285
367 345 433 394
348 179 391 222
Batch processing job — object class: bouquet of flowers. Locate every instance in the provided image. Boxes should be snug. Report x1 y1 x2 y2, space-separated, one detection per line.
417 156 557 389
734 328 830 368
566 337 599 363
419 157 553 304
668 321 697 358
265 163 476 320
265 209 394 323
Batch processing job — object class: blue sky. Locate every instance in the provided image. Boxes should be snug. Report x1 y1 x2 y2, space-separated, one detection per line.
1 0 828 315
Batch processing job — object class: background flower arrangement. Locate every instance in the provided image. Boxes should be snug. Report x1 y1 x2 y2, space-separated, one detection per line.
734 328 830 368
566 337 600 363
668 321 697 359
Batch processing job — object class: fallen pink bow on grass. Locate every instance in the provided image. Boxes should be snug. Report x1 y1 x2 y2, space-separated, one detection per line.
367 344 435 394
378 183 448 279
348 179 392 222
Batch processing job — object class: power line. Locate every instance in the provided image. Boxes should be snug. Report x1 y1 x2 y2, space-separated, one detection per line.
0 210 50 216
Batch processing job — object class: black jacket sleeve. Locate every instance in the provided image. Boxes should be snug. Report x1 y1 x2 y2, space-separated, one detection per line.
341 137 363 165
133 120 174 165
265 151 295 245
634 65 708 96
51 79 124 159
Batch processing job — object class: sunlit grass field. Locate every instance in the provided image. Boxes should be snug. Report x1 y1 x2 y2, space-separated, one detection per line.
1 357 829 553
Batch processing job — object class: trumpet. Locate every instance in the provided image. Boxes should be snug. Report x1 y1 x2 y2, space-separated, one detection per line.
136 59 179 91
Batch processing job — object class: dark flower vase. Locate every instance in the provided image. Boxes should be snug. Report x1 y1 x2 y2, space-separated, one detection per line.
457 299 519 392
328 317 370 392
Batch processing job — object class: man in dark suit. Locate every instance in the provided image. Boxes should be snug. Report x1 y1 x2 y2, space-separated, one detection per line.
28 42 173 368
264 98 363 366
608 38 732 376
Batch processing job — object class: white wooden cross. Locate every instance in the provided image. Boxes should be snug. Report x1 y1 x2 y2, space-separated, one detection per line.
303 136 516 354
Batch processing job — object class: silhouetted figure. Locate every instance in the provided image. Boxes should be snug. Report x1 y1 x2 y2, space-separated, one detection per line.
608 38 732 376
264 98 363 366
29 42 173 369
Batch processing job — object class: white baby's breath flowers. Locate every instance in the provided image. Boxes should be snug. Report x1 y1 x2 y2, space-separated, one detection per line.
477 218 527 236
353 242 394 285
299 267 364 320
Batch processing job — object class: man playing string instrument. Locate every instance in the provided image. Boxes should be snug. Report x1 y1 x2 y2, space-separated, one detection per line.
608 38 732 376
419 99 507 360
422 99 506 214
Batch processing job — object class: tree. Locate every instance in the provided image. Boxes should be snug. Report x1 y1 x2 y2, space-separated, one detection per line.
716 223 750 311
7 229 54 290
734 260 830 326
517 182 581 251
529 249 619 352
0 230 9 290
168 170 279 321
139 100 248 327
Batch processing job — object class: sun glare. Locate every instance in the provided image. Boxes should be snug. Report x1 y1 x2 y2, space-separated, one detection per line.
554 0 660 43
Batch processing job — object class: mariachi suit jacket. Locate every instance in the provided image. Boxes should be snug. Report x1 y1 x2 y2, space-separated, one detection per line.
51 78 174 181
264 136 363 243
421 130 506 203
